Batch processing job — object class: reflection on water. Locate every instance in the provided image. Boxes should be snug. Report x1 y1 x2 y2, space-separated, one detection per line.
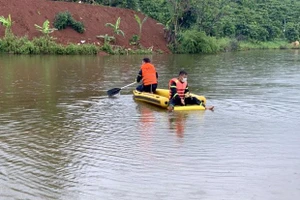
168 112 188 138
1 51 300 200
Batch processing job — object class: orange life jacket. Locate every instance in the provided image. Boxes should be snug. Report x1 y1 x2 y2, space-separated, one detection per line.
141 63 157 85
169 78 187 98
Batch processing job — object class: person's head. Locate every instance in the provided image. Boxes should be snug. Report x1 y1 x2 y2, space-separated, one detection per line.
178 70 188 83
142 58 151 64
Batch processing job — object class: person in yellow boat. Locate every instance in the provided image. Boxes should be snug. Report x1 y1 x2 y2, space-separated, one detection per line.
167 70 214 111
136 58 158 93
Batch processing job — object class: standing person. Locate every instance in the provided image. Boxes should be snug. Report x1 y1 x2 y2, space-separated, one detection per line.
168 70 214 111
136 58 158 93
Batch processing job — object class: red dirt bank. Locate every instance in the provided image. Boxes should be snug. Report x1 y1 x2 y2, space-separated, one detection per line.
0 0 170 53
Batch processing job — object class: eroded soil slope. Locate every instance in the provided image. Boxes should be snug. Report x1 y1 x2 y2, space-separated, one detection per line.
0 0 170 52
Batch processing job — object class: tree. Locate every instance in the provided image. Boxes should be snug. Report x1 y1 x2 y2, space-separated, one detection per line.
285 22 299 42
162 0 192 45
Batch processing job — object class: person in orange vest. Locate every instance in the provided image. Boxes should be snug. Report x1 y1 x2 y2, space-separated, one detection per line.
136 58 158 93
167 70 214 111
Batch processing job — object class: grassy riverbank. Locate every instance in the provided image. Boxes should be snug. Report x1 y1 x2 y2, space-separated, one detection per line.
0 35 156 55
0 35 298 55
238 40 299 50
217 38 299 52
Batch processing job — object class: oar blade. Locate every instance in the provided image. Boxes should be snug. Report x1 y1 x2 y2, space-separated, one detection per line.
107 88 121 96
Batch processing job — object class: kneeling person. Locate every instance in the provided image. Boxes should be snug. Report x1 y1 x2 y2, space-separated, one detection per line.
136 58 158 93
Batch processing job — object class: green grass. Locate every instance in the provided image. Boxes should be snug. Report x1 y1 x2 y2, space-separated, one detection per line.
0 35 155 55
238 40 296 50
1 34 296 55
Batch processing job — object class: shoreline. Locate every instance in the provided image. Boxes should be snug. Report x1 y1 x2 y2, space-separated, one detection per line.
0 35 299 55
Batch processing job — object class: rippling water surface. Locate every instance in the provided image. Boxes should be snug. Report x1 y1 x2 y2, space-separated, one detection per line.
0 51 300 200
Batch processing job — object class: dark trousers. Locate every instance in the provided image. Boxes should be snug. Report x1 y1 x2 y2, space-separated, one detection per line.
169 96 202 106
136 84 157 93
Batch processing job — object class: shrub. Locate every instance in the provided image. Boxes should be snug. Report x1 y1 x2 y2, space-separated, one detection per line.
0 36 40 54
101 43 114 54
65 43 79 54
129 34 140 45
70 20 85 33
54 11 72 30
285 22 299 42
32 36 58 54
177 30 219 54
53 11 85 33
77 44 98 55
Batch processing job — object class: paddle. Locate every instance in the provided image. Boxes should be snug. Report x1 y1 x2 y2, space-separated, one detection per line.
107 82 136 97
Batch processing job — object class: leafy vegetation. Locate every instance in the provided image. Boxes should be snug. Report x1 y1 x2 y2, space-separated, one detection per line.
0 11 156 55
129 34 140 45
0 14 13 37
55 0 300 53
105 17 125 38
34 20 57 37
0 35 97 54
2 1 299 54
134 14 147 40
0 29 154 55
177 30 218 54
53 11 85 33
128 15 148 46
96 33 115 46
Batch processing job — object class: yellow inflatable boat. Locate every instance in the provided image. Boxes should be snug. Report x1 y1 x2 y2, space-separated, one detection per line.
133 89 207 111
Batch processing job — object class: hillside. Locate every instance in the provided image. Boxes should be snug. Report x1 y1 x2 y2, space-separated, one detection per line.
0 0 170 53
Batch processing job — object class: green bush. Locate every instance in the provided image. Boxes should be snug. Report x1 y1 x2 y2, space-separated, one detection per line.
54 11 72 30
221 21 236 37
16 40 38 54
0 33 157 55
177 30 219 54
65 43 79 54
53 11 85 33
32 36 58 54
285 22 299 42
129 34 140 45
77 44 98 55
70 20 85 33
101 43 114 54
0 36 40 54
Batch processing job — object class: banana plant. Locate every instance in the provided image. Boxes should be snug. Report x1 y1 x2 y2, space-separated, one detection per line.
105 17 125 37
134 14 147 37
96 34 115 45
34 20 57 37
0 14 13 37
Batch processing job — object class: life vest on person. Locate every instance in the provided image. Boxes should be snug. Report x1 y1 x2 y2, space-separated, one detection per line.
169 78 187 98
141 63 157 85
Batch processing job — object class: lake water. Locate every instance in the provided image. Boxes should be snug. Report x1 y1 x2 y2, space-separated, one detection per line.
0 50 300 200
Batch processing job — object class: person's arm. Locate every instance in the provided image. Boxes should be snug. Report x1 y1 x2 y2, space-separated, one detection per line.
184 83 189 94
136 69 142 83
156 72 158 79
170 81 181 101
